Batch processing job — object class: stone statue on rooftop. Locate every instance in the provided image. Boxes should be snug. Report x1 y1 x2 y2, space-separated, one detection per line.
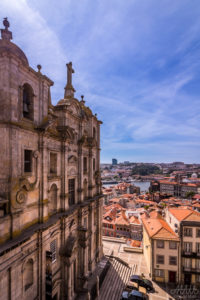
1 17 12 41
64 61 76 98
3 17 9 30
67 62 74 86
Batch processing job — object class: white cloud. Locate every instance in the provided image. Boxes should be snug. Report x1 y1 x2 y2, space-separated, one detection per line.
1 0 200 162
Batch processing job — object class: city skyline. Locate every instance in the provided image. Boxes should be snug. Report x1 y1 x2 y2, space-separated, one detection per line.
1 0 200 163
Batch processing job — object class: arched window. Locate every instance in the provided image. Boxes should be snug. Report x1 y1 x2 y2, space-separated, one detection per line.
49 184 57 214
83 179 87 199
24 259 34 291
22 83 34 120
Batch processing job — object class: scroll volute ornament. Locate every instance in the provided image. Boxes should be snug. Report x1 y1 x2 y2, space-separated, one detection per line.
16 189 27 204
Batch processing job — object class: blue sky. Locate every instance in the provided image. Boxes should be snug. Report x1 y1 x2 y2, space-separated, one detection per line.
1 0 200 163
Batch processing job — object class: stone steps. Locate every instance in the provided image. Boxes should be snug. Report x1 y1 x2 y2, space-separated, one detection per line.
98 257 137 300
100 259 120 300
110 262 131 300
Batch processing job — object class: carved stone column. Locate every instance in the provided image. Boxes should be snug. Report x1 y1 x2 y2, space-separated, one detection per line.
77 144 83 203
88 148 93 198
60 141 67 211
67 264 72 300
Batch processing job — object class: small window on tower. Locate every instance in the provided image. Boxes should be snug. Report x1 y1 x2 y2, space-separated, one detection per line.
50 153 57 175
22 83 34 120
93 158 96 171
24 150 32 173
83 157 87 174
68 179 75 206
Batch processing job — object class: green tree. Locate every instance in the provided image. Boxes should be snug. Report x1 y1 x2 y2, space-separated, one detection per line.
185 191 195 199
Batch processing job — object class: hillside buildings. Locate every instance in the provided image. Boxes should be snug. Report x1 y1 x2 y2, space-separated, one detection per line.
0 19 103 300
151 176 200 197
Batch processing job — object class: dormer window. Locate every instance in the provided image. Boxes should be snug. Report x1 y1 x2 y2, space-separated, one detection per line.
23 83 34 120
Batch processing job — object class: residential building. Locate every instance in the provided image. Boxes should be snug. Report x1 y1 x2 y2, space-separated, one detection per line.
166 208 200 285
159 180 200 197
103 203 143 241
142 212 180 284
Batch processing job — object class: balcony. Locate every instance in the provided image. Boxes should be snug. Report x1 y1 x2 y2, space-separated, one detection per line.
183 266 192 272
182 251 200 258
183 266 200 274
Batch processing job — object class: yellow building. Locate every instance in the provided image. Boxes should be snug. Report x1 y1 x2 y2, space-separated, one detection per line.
142 212 180 284
166 208 200 286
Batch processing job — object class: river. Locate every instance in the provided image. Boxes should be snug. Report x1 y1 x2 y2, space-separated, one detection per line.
103 181 150 192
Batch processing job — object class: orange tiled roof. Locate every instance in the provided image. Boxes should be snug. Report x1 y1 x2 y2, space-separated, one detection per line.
142 215 179 241
120 194 134 198
169 208 193 221
128 239 142 248
115 213 129 226
129 215 141 225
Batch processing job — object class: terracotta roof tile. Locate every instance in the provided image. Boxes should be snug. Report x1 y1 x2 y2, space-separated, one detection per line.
169 208 193 221
142 214 179 240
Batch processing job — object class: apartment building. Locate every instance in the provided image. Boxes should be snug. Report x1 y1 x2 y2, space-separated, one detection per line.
102 204 143 240
142 212 180 284
159 180 200 197
165 208 200 286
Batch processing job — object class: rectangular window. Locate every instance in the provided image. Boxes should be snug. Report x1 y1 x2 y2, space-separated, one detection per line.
155 269 164 277
94 210 96 225
156 240 164 248
184 258 192 268
156 255 164 264
169 256 177 265
93 158 96 171
197 243 200 253
184 227 192 237
50 153 57 174
83 157 87 174
169 241 177 249
50 240 56 263
68 179 75 206
184 242 192 253
196 275 200 283
196 259 200 270
24 150 32 172
196 229 200 238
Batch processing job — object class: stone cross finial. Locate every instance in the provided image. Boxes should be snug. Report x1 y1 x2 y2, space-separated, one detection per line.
1 17 12 41
64 62 76 98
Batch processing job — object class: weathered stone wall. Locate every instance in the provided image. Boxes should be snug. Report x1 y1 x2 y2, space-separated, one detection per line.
0 23 103 300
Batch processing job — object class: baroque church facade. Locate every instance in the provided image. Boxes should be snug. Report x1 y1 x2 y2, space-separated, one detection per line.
0 18 103 300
